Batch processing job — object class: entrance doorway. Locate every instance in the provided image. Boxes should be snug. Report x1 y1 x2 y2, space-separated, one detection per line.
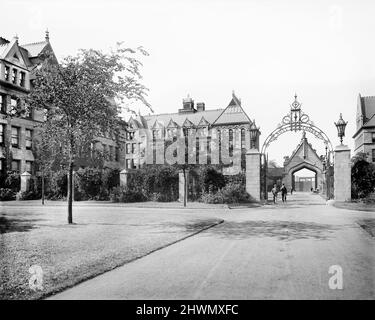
292 168 317 192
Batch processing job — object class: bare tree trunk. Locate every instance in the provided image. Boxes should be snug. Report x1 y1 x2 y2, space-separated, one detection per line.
41 170 45 205
67 161 73 224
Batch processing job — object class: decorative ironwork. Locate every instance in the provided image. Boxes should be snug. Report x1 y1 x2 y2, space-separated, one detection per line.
261 95 333 157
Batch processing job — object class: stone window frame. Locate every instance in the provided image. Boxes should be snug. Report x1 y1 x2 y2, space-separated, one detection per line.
0 123 4 145
11 68 17 84
25 160 33 174
11 126 20 148
25 129 33 150
0 94 6 114
4 65 10 81
11 159 20 172
19 71 26 87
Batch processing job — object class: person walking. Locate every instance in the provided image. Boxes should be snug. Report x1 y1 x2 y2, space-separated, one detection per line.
281 183 287 203
271 184 278 204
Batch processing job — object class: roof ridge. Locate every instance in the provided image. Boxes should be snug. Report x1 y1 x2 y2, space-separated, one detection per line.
143 108 223 117
21 40 47 47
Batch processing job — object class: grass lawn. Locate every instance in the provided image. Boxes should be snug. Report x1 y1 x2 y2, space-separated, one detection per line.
0 203 223 300
357 219 375 238
333 201 375 212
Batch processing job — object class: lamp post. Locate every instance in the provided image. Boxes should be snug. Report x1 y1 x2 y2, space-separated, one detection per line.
334 113 347 145
249 120 260 149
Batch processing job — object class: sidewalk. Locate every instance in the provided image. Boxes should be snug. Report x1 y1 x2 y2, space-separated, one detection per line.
0 199 231 210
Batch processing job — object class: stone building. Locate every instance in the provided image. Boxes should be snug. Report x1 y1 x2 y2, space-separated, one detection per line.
281 132 324 192
0 32 125 181
125 92 257 174
353 94 375 162
0 32 57 175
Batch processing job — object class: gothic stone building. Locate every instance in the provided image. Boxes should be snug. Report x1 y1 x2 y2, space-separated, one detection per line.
125 92 257 174
353 94 375 163
0 32 56 175
0 32 125 179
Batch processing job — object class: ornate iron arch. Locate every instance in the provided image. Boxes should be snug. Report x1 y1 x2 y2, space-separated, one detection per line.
261 95 333 157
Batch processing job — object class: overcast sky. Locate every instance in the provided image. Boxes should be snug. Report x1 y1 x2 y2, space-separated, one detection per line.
3 0 375 165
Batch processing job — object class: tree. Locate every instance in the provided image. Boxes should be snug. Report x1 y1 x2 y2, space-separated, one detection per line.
351 152 375 199
27 44 151 223
32 125 56 204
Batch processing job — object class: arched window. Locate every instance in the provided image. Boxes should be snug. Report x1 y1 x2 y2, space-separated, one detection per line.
229 129 233 157
241 128 246 150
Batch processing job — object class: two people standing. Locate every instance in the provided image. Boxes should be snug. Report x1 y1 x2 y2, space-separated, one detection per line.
271 183 288 204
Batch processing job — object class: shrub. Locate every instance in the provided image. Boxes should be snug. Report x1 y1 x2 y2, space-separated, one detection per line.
47 170 68 199
200 182 252 204
5 172 20 191
351 153 375 199
126 165 179 201
16 190 40 200
225 172 245 185
75 167 102 200
109 186 146 203
102 168 120 191
199 166 226 193
0 188 16 201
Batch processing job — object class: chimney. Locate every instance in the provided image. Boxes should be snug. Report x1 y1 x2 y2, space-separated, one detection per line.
179 94 196 114
197 102 205 112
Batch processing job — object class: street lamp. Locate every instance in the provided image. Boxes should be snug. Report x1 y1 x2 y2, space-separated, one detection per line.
249 120 260 149
334 113 347 145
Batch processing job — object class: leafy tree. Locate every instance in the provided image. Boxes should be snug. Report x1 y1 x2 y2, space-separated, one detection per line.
27 44 151 223
351 152 375 199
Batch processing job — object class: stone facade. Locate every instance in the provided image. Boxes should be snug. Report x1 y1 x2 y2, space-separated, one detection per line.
334 145 351 201
353 94 375 162
0 33 54 175
125 92 257 174
282 132 324 193
0 32 126 181
245 149 261 201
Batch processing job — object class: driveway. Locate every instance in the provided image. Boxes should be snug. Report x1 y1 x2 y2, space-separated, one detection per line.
49 193 375 299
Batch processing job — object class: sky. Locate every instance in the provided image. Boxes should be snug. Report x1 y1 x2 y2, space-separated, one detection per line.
2 0 375 165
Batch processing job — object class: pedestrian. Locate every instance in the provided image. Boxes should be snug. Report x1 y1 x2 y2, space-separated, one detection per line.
281 183 287 203
290 187 293 195
271 184 278 204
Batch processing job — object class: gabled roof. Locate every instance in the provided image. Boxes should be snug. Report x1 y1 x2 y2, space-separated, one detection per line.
212 92 252 126
128 116 142 129
166 118 179 128
284 133 322 168
143 108 223 128
363 114 375 127
182 118 194 128
21 41 49 57
151 119 164 129
0 38 31 68
197 116 210 127
1 33 57 70
359 95 375 124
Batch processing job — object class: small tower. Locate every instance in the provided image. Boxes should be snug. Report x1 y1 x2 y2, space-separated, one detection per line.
45 29 50 42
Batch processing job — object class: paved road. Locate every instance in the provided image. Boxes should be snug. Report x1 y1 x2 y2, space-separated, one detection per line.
50 193 375 299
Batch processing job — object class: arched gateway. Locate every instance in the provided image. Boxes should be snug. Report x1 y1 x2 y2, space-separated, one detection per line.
282 131 324 192
259 95 334 200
